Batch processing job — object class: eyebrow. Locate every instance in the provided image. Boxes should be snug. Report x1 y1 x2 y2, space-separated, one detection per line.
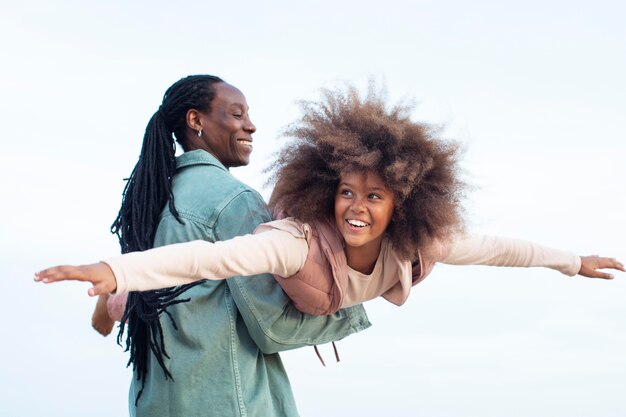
338 182 389 192
228 103 248 111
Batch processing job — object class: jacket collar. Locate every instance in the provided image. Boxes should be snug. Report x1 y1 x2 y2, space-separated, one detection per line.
176 149 229 172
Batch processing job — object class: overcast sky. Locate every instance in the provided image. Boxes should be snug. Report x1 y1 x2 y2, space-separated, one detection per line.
1 1 625 416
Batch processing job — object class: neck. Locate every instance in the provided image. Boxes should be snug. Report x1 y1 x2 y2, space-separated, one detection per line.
345 242 382 275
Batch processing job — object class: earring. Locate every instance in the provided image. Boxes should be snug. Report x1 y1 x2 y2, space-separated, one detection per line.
197 129 202 137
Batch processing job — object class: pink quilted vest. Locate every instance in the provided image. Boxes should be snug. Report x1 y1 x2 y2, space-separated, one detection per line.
271 219 347 315
258 218 451 315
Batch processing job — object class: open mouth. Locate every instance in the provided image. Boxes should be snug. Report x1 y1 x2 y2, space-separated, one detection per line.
346 219 369 228
237 139 253 147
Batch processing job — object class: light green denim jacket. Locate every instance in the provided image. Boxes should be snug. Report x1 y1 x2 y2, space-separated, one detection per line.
129 150 371 417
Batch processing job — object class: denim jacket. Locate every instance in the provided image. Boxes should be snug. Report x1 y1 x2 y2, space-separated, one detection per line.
129 150 371 417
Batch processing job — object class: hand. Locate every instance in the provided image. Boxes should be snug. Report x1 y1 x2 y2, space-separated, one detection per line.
91 294 115 336
578 255 625 280
34 262 117 296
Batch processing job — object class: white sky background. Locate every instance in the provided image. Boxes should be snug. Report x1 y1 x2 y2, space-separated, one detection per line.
1 0 624 416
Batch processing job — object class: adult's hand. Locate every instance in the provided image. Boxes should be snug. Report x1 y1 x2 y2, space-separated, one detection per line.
92 294 115 336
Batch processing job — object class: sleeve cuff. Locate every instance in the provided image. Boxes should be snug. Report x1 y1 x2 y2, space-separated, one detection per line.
102 258 128 294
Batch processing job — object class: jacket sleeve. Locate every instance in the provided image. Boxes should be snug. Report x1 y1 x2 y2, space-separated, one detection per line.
217 191 371 354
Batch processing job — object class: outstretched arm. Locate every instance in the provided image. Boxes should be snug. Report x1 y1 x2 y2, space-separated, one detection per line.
442 234 624 278
34 228 307 296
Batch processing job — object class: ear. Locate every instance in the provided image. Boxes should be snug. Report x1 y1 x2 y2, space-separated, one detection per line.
186 109 203 131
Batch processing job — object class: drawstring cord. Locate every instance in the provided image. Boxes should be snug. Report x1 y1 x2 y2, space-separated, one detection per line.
313 342 341 366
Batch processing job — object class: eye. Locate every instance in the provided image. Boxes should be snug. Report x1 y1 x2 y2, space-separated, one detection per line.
338 188 353 197
368 193 382 200
233 113 243 119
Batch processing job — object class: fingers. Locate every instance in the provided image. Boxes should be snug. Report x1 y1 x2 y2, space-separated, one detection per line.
578 265 614 279
87 282 112 297
609 258 625 272
92 322 114 337
586 269 615 280
34 265 91 283
34 265 104 296
34 262 118 296
578 255 624 280
591 256 624 272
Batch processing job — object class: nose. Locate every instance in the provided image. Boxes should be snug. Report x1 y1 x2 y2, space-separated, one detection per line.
350 197 366 213
244 117 256 133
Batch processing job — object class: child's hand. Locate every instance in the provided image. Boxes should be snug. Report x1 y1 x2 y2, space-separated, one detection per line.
34 262 117 296
578 256 625 279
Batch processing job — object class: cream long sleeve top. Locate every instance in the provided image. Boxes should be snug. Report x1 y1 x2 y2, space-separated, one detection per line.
105 218 581 308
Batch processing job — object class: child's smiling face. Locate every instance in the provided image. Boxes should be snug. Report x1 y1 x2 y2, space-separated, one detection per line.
334 171 395 270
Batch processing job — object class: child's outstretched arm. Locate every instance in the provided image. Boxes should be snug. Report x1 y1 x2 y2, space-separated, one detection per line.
34 228 307 296
442 234 624 278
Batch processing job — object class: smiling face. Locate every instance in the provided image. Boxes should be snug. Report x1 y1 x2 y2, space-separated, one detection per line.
192 82 256 168
334 170 395 272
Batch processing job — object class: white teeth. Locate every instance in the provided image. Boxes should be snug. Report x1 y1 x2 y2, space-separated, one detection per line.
238 139 252 145
347 219 368 227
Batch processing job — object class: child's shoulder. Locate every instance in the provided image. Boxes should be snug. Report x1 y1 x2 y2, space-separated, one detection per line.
254 217 310 240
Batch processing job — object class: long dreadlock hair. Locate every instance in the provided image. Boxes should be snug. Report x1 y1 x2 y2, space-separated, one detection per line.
111 74 224 404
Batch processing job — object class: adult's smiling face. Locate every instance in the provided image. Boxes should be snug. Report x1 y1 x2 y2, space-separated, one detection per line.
187 82 257 168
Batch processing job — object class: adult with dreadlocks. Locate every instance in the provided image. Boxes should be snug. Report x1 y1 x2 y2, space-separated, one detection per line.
38 84 623 341
55 75 371 417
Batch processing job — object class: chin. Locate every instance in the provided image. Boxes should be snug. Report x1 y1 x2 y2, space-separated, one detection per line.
230 158 250 168
237 153 251 166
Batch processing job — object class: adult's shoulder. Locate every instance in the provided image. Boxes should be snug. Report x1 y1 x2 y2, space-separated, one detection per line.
166 150 267 223
175 163 256 198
